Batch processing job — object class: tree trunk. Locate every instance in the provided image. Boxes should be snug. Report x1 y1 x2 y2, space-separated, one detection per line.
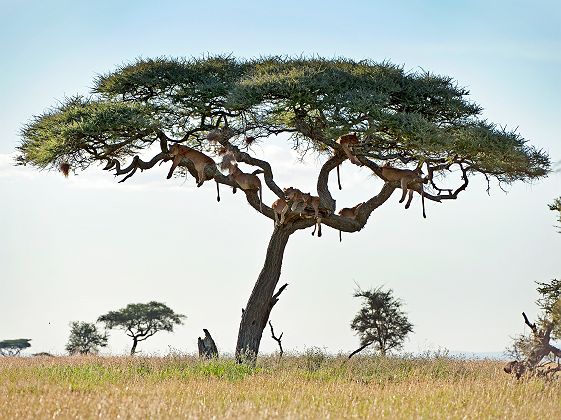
235 226 292 364
198 329 219 358
130 338 138 356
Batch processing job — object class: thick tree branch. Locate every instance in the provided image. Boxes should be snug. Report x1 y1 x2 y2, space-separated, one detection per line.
348 341 374 359
522 312 538 334
159 131 278 221
269 283 288 310
136 330 157 342
103 152 168 182
317 154 345 212
209 128 285 199
319 182 397 234
548 344 561 359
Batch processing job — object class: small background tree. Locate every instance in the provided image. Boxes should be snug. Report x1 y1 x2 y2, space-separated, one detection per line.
65 321 108 355
0 339 31 356
97 301 185 355
504 200 561 378
350 287 413 358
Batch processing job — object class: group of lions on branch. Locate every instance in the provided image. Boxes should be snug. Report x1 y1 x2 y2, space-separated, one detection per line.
59 131 429 240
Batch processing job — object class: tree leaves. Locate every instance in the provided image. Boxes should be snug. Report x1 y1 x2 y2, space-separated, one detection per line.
18 97 157 169
17 55 550 184
351 287 413 355
0 339 31 356
97 302 185 339
65 321 107 355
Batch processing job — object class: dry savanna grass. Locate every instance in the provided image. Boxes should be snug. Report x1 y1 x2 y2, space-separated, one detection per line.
1 354 560 419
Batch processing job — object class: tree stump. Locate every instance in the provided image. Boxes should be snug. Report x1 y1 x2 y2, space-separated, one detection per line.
198 329 218 359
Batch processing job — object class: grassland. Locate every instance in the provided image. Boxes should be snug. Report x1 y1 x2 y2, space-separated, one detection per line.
1 354 559 419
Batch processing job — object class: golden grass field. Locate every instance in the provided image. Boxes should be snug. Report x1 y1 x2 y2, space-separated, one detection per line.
1 354 559 419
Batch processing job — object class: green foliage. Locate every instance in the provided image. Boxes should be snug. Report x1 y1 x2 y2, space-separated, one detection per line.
536 278 561 316
17 56 549 184
550 299 561 339
97 302 185 354
0 339 31 356
65 321 108 355
535 278 561 339
351 287 413 355
193 359 257 380
17 96 157 170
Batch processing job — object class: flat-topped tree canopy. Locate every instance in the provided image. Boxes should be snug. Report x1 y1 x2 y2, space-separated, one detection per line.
0 339 31 356
18 56 548 184
16 56 551 362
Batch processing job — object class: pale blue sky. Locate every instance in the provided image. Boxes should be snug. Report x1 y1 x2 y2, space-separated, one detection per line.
1 1 560 356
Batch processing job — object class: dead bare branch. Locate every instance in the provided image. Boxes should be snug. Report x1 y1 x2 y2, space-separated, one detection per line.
268 321 284 358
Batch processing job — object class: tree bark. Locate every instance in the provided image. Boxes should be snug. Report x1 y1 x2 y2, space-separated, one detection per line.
235 226 292 364
198 329 219 358
130 338 138 356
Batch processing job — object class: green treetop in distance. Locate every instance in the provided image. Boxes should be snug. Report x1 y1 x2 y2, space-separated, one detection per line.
65 321 108 355
16 56 550 363
97 301 185 355
0 339 31 356
350 287 413 358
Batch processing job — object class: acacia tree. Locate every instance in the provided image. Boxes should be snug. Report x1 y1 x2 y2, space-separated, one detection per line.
97 301 185 355
505 200 561 378
349 287 413 358
16 56 550 363
0 339 31 356
65 321 108 355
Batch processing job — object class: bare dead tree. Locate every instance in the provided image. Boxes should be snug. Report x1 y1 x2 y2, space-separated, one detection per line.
504 312 561 379
268 321 284 358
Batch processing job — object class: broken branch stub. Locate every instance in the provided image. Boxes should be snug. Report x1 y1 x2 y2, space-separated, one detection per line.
198 329 218 359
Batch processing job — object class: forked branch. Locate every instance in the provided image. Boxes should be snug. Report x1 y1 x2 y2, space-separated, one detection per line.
103 152 168 183
268 321 284 358
522 311 538 334
208 128 285 199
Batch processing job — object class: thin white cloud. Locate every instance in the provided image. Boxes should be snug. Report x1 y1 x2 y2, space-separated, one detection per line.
0 152 39 180
0 143 384 196
0 152 175 190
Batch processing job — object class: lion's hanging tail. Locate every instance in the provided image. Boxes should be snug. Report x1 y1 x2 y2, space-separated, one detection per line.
337 165 342 190
251 169 264 213
59 162 70 177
